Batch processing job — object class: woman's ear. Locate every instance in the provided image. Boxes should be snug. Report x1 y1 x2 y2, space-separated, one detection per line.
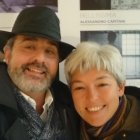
118 83 125 97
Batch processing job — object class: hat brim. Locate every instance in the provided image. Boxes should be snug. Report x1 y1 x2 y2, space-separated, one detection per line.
0 30 75 62
0 31 13 52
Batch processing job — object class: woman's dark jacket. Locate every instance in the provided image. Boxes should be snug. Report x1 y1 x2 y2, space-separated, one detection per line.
113 86 140 140
113 91 140 140
0 62 80 140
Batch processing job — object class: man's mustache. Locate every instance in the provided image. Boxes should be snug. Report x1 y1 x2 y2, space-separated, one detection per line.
21 61 48 75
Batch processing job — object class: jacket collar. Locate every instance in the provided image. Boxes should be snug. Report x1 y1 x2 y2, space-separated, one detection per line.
4 118 30 140
0 62 19 112
122 95 140 131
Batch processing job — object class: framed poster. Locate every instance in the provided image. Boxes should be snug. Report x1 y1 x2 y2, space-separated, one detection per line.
0 0 140 87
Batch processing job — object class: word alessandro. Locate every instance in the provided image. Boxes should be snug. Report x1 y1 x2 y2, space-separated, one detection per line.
80 19 125 24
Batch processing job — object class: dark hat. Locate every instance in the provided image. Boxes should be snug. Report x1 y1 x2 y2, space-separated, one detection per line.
0 6 75 61
0 31 11 52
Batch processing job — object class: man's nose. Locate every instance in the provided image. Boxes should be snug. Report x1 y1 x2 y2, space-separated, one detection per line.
33 51 46 62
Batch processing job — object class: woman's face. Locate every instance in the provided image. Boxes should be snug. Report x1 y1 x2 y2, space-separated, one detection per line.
70 68 124 127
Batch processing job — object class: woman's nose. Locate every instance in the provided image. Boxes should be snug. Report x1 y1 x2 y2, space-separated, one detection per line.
87 87 99 101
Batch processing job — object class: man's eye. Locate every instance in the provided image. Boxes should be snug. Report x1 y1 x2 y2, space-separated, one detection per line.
25 45 34 49
45 49 58 58
46 50 54 54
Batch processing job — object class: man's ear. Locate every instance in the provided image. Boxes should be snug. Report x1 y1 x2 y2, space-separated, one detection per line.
3 47 11 64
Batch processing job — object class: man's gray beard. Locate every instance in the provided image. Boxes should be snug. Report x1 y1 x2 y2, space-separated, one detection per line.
8 67 52 94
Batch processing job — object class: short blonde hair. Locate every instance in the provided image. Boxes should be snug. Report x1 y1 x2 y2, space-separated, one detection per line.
65 41 125 85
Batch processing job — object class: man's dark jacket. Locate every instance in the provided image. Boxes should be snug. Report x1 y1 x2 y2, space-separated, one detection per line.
0 62 80 140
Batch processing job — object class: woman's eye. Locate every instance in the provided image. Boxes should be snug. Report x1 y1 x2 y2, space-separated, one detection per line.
72 86 85 91
98 83 108 87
